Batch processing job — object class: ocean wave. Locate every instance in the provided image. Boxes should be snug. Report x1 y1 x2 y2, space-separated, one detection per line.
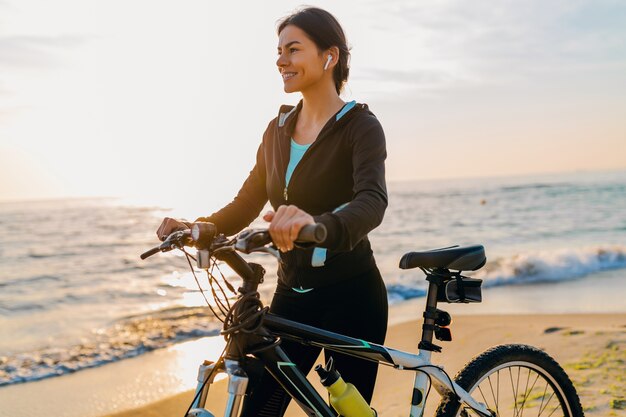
0 307 222 386
384 245 626 305
0 274 61 288
499 182 572 192
475 245 626 286
386 285 427 304
28 251 78 259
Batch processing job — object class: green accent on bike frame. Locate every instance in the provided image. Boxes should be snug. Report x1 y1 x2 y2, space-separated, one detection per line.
276 362 324 417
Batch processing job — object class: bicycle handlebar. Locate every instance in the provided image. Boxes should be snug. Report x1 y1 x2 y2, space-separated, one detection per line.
140 229 192 260
139 222 327 260
140 246 161 260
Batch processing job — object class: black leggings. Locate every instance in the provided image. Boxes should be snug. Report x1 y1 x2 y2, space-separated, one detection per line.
239 265 388 417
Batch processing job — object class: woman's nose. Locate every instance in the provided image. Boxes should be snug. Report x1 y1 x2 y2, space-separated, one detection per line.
276 53 288 68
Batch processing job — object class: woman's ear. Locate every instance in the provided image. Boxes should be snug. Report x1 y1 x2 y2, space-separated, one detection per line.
324 54 333 70
324 46 340 70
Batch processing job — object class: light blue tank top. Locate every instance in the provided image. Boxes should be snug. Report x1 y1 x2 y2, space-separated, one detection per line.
285 140 311 186
285 100 356 186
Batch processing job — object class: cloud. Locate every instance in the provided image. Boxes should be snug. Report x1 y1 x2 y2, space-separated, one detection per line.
0 34 88 69
0 83 11 96
355 67 451 86
356 0 626 93
350 67 461 97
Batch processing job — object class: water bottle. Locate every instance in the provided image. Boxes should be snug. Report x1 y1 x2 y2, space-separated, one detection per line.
315 357 376 417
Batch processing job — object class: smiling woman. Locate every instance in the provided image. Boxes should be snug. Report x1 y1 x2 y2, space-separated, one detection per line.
155 6 389 416
276 10 350 97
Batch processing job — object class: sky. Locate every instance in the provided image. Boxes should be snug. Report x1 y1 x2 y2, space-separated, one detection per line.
1 0 625 210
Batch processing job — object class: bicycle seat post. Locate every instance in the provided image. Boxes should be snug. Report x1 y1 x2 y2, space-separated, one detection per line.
407 269 445 416
419 268 446 354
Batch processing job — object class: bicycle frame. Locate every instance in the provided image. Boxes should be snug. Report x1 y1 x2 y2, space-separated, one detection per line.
188 279 491 417
146 230 579 417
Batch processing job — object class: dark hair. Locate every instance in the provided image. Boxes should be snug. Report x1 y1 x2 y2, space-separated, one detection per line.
277 7 350 94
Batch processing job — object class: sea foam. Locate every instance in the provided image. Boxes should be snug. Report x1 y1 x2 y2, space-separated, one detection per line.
475 245 626 286
0 307 222 386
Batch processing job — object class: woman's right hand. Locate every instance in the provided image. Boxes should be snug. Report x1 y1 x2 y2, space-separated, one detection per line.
263 205 315 252
156 217 189 241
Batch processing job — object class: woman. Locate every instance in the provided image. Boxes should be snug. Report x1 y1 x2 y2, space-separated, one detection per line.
157 7 388 415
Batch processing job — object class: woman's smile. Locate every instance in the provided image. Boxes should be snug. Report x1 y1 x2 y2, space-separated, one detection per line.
282 71 297 81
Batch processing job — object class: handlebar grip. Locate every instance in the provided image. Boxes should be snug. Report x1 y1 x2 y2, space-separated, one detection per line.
296 223 327 243
140 247 161 260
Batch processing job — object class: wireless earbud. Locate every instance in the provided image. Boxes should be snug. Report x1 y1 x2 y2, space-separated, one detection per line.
323 55 332 70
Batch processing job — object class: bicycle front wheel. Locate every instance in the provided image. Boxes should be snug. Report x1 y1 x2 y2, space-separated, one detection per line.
435 344 584 417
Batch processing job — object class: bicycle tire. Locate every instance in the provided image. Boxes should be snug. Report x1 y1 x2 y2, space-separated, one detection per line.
435 344 584 417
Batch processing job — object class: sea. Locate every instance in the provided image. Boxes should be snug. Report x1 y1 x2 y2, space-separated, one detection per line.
1 170 625 388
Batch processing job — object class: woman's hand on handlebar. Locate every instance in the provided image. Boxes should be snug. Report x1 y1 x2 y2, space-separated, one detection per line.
156 217 190 241
263 205 315 252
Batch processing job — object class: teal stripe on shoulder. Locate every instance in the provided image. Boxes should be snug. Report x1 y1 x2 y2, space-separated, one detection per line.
335 100 357 121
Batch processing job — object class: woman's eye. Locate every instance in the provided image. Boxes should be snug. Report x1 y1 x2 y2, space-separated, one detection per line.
276 48 298 56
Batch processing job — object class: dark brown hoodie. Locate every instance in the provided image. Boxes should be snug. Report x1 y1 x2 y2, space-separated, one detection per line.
197 99 387 290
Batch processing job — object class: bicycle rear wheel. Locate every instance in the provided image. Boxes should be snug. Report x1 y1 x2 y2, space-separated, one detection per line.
435 344 584 417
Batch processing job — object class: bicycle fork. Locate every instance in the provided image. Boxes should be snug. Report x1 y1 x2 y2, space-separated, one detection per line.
187 359 249 417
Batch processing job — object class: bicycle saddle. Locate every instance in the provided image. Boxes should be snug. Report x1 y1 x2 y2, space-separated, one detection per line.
399 245 486 271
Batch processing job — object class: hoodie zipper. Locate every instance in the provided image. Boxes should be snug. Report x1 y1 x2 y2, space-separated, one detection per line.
282 105 359 202
283 132 325 203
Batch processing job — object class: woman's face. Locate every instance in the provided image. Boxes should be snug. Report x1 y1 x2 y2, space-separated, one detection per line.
276 25 331 94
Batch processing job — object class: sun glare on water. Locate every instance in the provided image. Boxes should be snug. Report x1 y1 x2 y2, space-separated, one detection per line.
168 336 228 390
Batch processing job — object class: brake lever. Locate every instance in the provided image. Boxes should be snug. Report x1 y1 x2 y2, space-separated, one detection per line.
234 229 272 254
141 229 192 260
250 245 281 260
162 229 192 251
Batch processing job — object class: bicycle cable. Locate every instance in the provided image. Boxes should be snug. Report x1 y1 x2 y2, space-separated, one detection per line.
208 261 235 317
181 247 239 323
222 292 269 335
182 249 225 322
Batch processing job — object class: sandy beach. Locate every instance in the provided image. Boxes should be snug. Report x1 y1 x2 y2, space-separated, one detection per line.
100 312 625 417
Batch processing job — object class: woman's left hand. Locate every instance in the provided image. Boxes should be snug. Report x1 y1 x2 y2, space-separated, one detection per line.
263 205 315 252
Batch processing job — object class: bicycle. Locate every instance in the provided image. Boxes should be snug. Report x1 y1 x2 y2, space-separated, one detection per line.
141 222 584 417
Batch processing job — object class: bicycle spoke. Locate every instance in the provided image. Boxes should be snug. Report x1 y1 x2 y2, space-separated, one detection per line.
469 367 570 417
477 384 489 410
442 346 582 417
519 367 531 417
545 400 561 417
486 373 498 412
537 381 549 416
538 390 556 416
509 366 520 417
516 366 523 417
496 368 501 417
518 371 540 417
